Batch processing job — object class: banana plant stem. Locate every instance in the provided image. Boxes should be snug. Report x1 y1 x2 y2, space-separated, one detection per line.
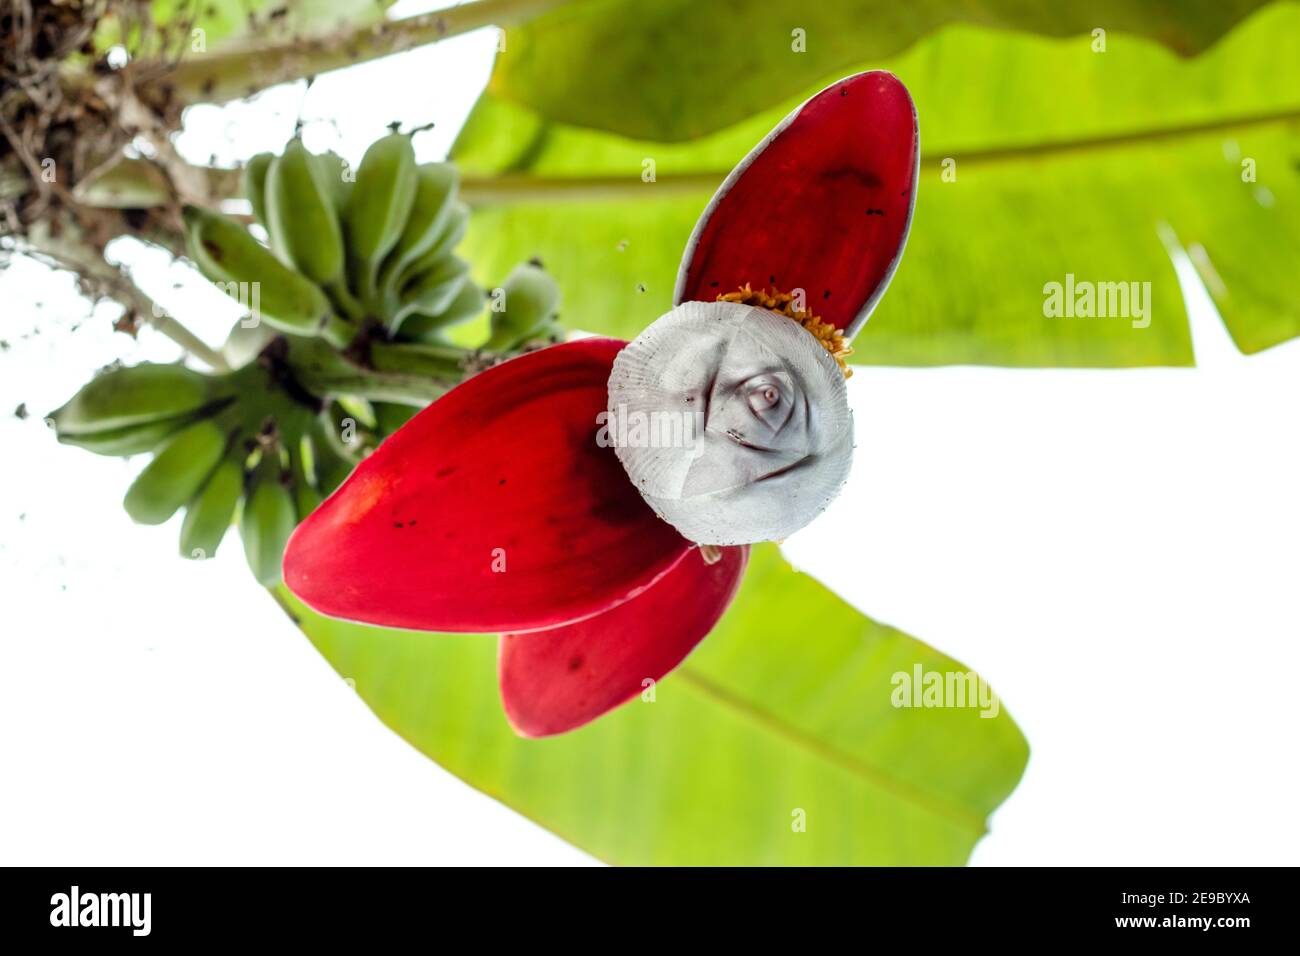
166 0 577 105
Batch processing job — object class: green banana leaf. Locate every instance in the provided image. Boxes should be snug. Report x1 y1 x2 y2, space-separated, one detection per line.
278 544 1028 865
490 0 1280 141
455 3 1300 365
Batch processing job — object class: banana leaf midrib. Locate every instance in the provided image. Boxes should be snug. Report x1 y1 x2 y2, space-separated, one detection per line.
455 103 1300 204
672 667 993 837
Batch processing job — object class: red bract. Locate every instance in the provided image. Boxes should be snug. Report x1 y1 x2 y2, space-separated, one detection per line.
283 71 917 736
284 338 689 633
500 545 748 737
676 71 918 335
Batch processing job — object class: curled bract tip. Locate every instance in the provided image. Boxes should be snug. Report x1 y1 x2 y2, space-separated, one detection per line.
607 300 853 546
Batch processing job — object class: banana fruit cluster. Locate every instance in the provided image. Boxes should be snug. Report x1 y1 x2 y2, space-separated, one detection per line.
48 359 360 585
187 132 559 351
51 133 564 588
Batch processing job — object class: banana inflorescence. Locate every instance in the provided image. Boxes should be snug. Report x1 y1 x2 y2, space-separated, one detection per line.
50 131 564 586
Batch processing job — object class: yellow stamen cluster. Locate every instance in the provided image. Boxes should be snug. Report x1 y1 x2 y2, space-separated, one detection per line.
716 284 853 378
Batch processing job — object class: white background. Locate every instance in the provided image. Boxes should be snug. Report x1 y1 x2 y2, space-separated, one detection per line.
2 8 1297 865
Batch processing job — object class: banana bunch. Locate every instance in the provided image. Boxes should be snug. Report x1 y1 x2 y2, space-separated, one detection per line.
191 132 565 355
215 132 508 348
49 356 364 586
52 132 566 588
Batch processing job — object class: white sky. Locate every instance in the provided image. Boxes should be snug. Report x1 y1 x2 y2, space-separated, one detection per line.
2 11 1297 865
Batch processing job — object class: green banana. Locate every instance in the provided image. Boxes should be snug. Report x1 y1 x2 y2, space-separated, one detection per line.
183 205 335 337
262 156 288 262
344 132 417 304
312 150 354 214
376 163 458 307
288 445 324 520
421 200 468 262
294 480 324 522
50 361 220 437
179 454 244 559
240 456 299 586
397 279 484 343
221 321 276 369
309 437 355 496
265 140 345 285
243 153 273 227
384 202 468 324
308 416 358 494
485 263 561 350
390 257 470 335
372 401 418 435
123 419 230 525
58 411 208 457
394 201 467 289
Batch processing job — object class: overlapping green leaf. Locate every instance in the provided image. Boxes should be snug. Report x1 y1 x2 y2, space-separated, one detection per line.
281 544 1028 865
455 4 1300 365
490 0 1281 141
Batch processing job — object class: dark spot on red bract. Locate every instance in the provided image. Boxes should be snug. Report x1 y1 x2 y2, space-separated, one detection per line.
568 655 584 673
825 165 882 189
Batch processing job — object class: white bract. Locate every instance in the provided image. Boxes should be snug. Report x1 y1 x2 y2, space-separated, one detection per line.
607 300 853 545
